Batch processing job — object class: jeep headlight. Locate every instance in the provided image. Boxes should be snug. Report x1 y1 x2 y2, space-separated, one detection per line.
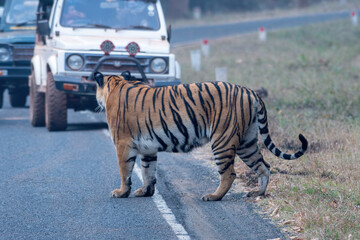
0 47 10 62
66 54 84 70
150 58 166 73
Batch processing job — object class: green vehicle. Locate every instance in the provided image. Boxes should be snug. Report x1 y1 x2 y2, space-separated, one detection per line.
0 0 38 108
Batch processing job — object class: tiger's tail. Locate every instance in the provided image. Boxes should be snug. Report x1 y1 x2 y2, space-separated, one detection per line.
256 97 308 160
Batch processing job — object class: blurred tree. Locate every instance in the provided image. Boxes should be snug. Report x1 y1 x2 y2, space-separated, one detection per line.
161 0 189 18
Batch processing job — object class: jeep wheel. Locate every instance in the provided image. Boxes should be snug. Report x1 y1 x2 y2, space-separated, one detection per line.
9 92 27 107
45 71 67 131
30 72 45 127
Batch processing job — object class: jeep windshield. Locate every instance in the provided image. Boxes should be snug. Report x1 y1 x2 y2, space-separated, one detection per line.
60 0 160 31
5 0 38 25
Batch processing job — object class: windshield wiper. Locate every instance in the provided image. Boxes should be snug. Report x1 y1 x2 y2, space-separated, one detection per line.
15 19 36 27
129 25 154 30
72 23 113 30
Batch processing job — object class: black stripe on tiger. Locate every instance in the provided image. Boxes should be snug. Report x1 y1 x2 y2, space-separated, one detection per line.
152 88 158 112
184 84 196 105
148 109 168 151
218 159 234 175
141 88 150 112
169 90 179 111
244 88 253 126
159 111 170 137
259 124 269 134
169 103 189 150
237 137 258 151
209 83 223 139
134 87 144 110
204 83 215 108
142 156 157 162
222 82 229 107
213 146 236 156
212 124 238 152
241 147 258 159
161 88 166 115
126 156 136 163
145 118 154 140
184 99 200 138
240 88 246 135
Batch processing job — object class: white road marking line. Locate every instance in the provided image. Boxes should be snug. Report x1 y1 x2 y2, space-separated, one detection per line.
0 117 29 120
132 165 191 240
100 127 191 240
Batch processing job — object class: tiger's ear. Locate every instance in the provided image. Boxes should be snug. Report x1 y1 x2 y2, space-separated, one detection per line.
121 71 131 81
94 72 104 87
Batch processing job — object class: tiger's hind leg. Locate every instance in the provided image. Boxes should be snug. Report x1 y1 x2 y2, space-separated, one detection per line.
237 136 270 197
202 146 236 201
135 154 157 197
111 143 137 198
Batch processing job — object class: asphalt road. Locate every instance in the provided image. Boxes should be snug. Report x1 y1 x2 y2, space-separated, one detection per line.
1 11 350 240
172 11 349 46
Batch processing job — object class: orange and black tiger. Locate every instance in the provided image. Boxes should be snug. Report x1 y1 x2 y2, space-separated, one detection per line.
94 72 308 201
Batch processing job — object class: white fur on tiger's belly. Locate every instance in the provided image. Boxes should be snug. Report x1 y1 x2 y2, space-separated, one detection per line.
134 137 162 155
133 131 209 155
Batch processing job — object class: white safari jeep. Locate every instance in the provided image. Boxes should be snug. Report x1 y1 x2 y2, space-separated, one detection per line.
30 0 181 131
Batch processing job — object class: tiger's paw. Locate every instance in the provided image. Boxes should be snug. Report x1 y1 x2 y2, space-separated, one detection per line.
110 188 131 198
134 185 155 197
201 194 223 201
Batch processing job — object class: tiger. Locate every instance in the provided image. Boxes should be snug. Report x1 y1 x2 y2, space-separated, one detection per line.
94 71 308 201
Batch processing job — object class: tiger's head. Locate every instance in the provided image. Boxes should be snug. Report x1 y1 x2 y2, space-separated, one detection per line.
94 72 125 111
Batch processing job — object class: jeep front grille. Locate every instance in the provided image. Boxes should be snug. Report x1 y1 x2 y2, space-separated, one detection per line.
11 44 34 61
83 55 149 73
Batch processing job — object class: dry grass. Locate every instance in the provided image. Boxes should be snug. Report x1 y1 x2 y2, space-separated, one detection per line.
173 19 360 239
168 0 360 28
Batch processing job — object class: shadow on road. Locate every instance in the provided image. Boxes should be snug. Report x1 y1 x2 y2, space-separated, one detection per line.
66 122 108 131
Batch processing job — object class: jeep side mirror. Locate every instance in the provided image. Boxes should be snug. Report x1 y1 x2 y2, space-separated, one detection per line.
37 19 50 36
167 24 171 43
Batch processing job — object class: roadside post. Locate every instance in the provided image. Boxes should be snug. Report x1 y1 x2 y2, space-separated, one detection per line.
190 50 201 72
351 11 358 26
259 27 267 42
193 7 201 20
201 39 210 57
215 67 227 82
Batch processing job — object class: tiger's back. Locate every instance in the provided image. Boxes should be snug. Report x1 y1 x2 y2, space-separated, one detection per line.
95 73 307 201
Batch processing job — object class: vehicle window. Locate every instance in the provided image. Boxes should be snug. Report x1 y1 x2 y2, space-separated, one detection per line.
5 0 38 24
60 0 160 30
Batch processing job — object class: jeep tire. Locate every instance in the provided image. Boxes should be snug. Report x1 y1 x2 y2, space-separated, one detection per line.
9 91 27 107
45 71 67 131
30 72 45 126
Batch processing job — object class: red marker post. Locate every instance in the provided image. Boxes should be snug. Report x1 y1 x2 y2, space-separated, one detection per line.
259 27 267 42
351 11 358 26
201 39 210 57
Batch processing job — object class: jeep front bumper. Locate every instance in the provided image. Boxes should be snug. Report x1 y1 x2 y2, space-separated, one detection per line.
0 66 31 89
54 73 180 95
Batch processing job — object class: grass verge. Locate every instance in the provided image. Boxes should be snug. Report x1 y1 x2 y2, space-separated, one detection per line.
172 19 360 240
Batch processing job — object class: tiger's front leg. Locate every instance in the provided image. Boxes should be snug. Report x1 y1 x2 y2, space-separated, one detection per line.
135 154 157 197
111 143 137 198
